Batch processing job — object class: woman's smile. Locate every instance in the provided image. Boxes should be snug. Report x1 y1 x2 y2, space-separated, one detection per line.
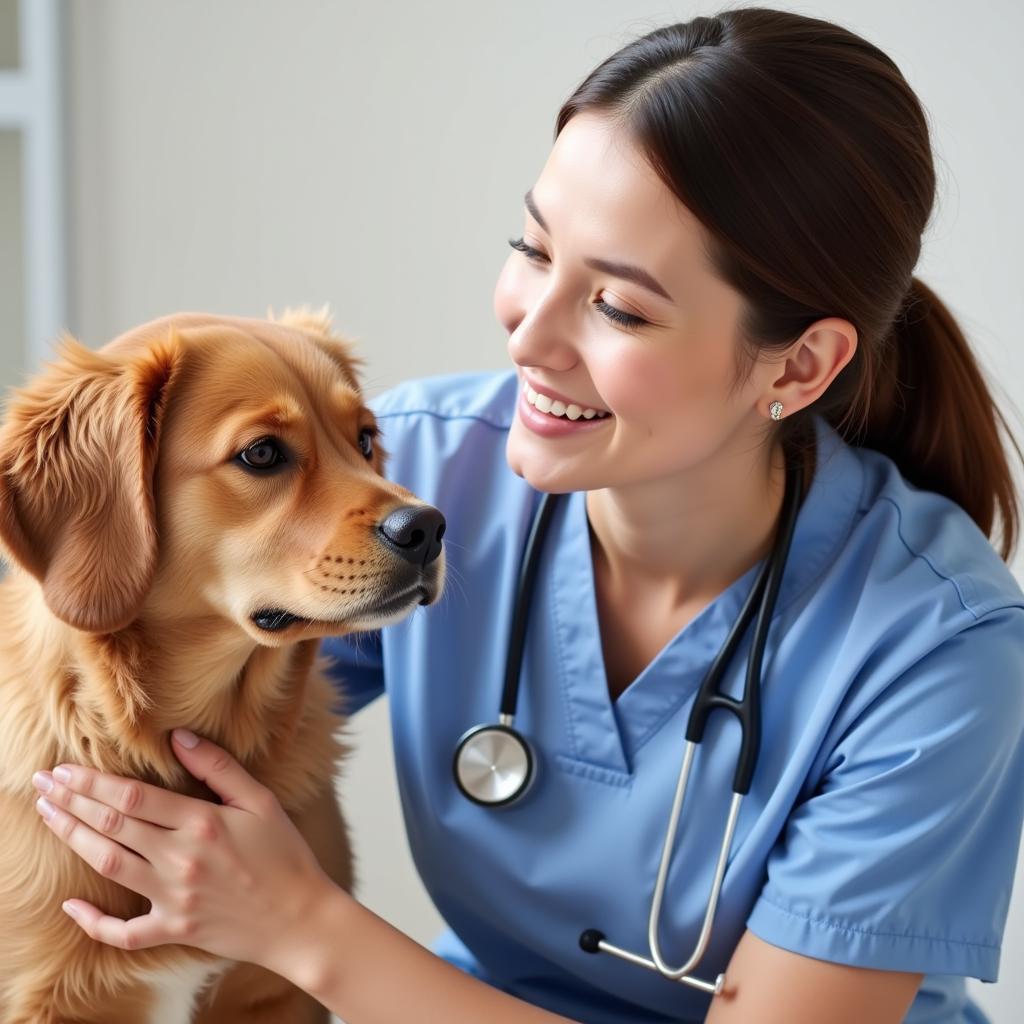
520 372 611 418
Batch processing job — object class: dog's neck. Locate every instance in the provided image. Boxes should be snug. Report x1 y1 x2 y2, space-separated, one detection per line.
0 569 325 799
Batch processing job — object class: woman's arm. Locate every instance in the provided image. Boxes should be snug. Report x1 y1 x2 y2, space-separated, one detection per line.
31 729 577 1023
293 882 577 1023
292 893 921 1024
703 928 922 1024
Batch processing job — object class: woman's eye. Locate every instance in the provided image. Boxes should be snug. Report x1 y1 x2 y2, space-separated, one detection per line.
594 300 648 329
508 237 649 330
508 236 546 262
358 426 378 460
237 437 286 470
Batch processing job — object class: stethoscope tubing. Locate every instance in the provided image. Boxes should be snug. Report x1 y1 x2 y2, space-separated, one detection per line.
601 454 804 988
499 491 560 717
453 450 807 993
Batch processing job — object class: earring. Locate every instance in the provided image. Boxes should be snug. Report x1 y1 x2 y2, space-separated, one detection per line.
769 400 784 421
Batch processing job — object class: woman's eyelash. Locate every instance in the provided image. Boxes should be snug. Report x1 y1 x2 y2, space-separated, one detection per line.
507 237 649 329
595 301 646 328
508 236 543 259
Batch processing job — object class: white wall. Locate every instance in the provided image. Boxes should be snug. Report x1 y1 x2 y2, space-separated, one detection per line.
0 128 24 394
57 1 1024 1020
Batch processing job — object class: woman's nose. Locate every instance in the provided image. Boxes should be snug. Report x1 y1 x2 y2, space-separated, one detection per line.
506 296 580 369
497 263 577 365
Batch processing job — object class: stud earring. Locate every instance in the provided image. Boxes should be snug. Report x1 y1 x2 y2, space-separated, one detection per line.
769 400 784 421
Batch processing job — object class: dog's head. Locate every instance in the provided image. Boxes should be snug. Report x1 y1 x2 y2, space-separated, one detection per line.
0 308 445 641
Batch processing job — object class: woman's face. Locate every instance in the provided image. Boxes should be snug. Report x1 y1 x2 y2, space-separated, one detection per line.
496 111 775 495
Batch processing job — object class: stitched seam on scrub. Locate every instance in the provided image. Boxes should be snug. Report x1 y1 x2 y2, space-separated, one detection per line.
554 754 632 787
876 495 1024 620
373 408 513 432
757 892 1000 951
547 504 581 761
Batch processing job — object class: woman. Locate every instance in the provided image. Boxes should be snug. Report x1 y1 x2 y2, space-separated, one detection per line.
28 8 1024 1023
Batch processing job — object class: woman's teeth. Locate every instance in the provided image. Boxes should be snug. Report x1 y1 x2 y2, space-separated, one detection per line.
523 381 610 421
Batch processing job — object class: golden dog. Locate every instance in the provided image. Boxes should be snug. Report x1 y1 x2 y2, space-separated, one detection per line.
0 309 445 1022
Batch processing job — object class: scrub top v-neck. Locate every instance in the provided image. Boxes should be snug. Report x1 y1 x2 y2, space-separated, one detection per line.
321 368 1024 1024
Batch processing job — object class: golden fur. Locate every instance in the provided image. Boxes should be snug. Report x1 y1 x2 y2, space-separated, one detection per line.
0 310 444 1023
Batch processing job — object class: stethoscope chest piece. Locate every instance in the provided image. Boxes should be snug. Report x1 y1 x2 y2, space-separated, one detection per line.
453 721 535 807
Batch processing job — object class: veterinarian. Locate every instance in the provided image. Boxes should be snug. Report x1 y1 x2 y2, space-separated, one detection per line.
29 9 1024 1024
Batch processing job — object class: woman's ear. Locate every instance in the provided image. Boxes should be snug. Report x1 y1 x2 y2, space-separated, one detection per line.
0 328 185 632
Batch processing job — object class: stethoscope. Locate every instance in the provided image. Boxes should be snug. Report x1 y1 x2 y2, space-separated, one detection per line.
452 452 805 995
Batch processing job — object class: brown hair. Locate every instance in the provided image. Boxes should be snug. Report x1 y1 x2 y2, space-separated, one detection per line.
556 6 1022 561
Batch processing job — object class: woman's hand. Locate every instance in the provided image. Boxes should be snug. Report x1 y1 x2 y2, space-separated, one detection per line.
29 728 338 978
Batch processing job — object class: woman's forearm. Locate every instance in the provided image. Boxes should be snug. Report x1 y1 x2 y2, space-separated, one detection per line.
280 880 578 1023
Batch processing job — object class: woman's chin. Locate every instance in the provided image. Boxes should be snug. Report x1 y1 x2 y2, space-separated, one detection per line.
505 432 588 494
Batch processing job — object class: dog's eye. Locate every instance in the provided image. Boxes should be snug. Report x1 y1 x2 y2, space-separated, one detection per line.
238 437 286 470
358 426 377 461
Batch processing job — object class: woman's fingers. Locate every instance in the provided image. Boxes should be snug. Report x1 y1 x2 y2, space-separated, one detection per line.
35 794 158 900
170 729 278 815
33 770 169 862
62 901 183 952
35 763 196 829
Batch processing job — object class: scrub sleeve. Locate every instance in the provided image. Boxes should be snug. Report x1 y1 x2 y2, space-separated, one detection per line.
746 605 1024 980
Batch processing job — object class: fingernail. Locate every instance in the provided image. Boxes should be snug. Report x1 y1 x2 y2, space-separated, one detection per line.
52 766 71 784
62 901 79 920
172 728 200 748
32 771 53 794
36 796 56 820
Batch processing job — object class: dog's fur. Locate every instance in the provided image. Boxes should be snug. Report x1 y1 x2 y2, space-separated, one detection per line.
0 310 444 1023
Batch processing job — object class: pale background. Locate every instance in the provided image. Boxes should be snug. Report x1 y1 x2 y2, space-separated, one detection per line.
1 1 1021 1021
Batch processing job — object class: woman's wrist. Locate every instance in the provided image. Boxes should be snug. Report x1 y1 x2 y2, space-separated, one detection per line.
276 887 577 1023
263 870 354 1001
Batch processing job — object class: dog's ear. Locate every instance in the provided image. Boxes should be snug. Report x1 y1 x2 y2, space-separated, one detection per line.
270 303 368 393
0 329 185 632
269 302 335 339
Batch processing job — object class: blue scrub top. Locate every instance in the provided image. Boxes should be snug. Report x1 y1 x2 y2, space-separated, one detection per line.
321 369 1024 1024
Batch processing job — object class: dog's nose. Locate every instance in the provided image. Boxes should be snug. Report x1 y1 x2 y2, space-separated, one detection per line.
377 504 446 567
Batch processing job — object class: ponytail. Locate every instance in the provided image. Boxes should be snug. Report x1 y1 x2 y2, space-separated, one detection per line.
851 276 1022 561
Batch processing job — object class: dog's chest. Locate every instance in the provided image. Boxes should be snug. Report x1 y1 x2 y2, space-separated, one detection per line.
137 958 231 1024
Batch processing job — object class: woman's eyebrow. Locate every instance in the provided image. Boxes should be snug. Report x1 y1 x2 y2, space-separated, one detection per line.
524 188 552 233
523 188 674 303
